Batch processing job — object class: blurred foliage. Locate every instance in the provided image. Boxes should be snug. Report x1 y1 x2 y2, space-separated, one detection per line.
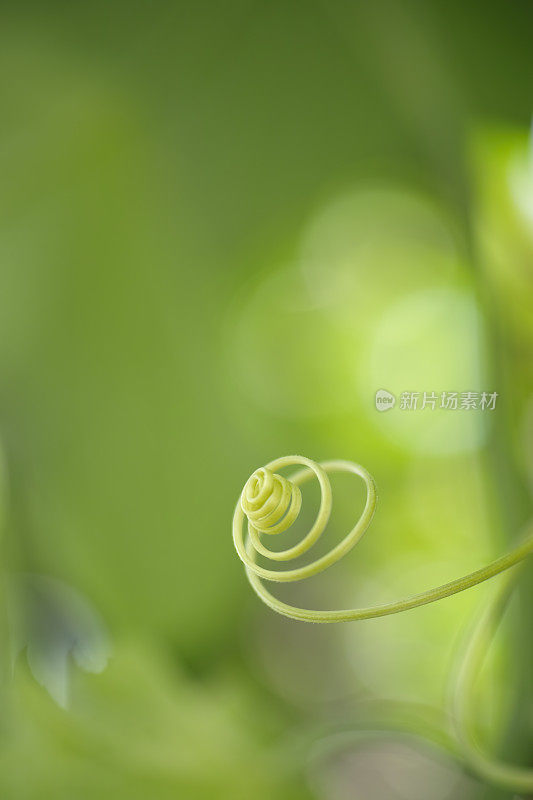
0 1 533 798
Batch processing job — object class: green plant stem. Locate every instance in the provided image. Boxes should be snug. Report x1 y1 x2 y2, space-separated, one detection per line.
233 456 533 623
233 455 533 792
450 567 533 794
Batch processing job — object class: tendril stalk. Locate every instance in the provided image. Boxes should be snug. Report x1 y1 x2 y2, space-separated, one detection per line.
233 454 533 791
233 455 533 623
450 565 533 793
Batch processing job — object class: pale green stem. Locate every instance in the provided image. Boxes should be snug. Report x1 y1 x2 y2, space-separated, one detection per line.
233 456 533 623
233 455 533 792
450 567 533 794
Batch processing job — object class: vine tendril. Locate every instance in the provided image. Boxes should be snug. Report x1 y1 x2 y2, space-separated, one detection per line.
450 565 533 793
233 454 533 790
233 455 533 622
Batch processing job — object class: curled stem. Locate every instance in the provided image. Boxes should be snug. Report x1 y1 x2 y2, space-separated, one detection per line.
233 455 533 791
233 455 533 623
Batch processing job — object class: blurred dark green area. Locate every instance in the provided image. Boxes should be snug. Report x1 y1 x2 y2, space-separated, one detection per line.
1 1 533 798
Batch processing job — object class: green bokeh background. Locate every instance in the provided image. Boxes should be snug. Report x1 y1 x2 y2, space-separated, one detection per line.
1 2 533 798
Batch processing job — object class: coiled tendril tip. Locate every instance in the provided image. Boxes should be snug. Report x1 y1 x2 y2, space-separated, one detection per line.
233 454 533 792
233 454 533 623
241 467 302 535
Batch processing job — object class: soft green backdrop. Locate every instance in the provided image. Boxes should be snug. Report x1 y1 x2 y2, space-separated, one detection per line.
1 2 533 798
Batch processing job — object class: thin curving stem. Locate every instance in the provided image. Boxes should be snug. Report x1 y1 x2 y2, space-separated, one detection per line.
232 454 533 790
233 455 533 623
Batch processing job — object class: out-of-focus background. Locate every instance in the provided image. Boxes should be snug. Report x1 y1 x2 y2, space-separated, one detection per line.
1 2 533 798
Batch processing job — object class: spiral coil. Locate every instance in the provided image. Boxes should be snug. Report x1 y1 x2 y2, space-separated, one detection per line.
233 454 533 623
232 454 533 792
240 467 302 536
